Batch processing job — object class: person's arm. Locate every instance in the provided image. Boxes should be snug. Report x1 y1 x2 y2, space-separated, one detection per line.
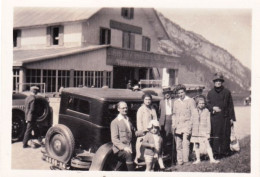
228 92 236 122
136 107 144 131
171 102 177 132
206 109 211 138
110 121 127 151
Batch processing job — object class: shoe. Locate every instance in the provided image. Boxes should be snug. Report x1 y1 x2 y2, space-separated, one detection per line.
192 160 201 164
23 144 30 148
210 159 220 164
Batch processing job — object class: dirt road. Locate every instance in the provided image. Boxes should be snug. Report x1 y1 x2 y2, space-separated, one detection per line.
11 106 251 170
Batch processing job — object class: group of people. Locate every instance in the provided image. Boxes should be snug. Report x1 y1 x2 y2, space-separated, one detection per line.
110 72 236 171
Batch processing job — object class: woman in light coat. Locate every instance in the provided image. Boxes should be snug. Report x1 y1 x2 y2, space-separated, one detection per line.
135 93 157 164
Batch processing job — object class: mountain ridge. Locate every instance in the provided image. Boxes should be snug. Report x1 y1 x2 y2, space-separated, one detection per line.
156 11 251 92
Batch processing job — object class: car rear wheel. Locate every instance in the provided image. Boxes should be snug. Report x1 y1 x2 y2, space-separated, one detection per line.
35 97 50 122
45 124 75 164
12 111 26 142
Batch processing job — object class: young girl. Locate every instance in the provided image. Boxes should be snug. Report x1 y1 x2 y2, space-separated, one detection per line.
142 120 165 171
191 95 219 164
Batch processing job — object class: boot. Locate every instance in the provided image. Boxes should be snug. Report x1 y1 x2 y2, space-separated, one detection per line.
126 162 135 171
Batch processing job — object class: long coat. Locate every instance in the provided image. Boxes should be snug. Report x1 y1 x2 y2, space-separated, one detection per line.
207 86 236 155
136 104 157 132
24 95 36 122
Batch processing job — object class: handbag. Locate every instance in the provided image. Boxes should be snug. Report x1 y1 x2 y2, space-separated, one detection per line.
230 124 240 152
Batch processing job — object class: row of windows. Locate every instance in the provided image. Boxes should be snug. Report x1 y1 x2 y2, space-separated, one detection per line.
13 69 112 92
100 28 151 51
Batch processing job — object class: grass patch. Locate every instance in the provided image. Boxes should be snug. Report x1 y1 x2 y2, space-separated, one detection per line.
170 135 250 173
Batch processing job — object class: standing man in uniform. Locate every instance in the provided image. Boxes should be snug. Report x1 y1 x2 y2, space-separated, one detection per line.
110 101 135 171
23 86 40 148
207 72 236 158
159 86 176 164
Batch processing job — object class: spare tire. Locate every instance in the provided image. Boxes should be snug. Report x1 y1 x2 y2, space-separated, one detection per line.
45 124 75 163
34 96 50 122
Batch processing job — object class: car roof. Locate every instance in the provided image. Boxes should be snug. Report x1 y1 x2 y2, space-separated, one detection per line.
62 87 161 102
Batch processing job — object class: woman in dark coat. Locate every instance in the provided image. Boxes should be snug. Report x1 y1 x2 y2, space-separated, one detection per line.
207 72 236 158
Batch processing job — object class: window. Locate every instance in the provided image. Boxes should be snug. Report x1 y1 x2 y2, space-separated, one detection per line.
74 70 84 87
42 69 56 92
58 70 70 89
47 26 64 46
13 30 21 47
106 72 111 87
122 32 135 49
100 28 111 45
85 71 94 87
121 8 134 19
142 36 151 52
13 69 20 91
67 97 90 115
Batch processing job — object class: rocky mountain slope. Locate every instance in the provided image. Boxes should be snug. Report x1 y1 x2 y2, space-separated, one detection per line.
156 11 251 92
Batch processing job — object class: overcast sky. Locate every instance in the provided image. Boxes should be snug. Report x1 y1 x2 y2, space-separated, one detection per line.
156 8 252 70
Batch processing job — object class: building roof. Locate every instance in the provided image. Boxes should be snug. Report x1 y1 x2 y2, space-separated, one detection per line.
13 45 109 66
14 7 100 28
62 87 161 102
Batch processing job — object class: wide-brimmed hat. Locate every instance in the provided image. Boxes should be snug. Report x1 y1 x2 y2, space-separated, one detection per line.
30 86 39 91
147 120 161 130
213 72 224 82
162 86 172 94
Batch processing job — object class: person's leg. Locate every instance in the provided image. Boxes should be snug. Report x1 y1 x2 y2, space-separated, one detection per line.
175 134 183 165
158 156 165 169
206 140 220 163
182 133 190 163
144 155 154 171
117 150 134 171
193 143 201 164
23 121 33 147
135 137 142 163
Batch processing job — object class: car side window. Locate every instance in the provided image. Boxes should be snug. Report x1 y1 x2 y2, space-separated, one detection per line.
67 96 90 115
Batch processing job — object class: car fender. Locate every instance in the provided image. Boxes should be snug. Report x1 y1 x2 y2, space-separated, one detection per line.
89 142 113 171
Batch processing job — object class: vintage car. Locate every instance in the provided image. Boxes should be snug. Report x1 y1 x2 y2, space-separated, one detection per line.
142 84 205 99
42 88 163 171
12 92 52 142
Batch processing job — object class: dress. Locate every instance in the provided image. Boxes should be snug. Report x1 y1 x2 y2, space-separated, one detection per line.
207 86 236 155
135 104 157 161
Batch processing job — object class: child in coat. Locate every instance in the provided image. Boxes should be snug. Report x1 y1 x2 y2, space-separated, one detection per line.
142 120 165 171
191 95 219 164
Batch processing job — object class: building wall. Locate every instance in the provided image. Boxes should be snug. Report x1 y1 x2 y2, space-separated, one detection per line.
25 48 113 71
21 27 46 48
19 22 83 49
84 8 159 52
63 23 82 47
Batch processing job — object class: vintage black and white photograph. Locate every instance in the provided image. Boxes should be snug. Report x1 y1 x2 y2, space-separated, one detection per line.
1 0 260 177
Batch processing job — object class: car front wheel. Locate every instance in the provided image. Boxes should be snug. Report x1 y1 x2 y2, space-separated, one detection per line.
45 124 75 164
12 110 26 143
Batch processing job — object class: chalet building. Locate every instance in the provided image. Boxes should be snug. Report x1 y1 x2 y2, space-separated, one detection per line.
13 7 181 93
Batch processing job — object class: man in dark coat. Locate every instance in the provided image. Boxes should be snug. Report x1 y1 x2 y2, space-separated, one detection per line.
23 86 40 148
207 72 236 158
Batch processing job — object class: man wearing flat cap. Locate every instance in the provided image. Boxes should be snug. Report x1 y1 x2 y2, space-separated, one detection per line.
207 72 236 158
23 86 40 148
159 86 176 164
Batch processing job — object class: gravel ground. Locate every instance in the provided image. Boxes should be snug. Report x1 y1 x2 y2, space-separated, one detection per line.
11 106 251 170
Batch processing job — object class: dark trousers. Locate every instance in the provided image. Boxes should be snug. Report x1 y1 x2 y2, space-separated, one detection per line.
115 150 134 171
161 115 176 164
23 121 39 146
